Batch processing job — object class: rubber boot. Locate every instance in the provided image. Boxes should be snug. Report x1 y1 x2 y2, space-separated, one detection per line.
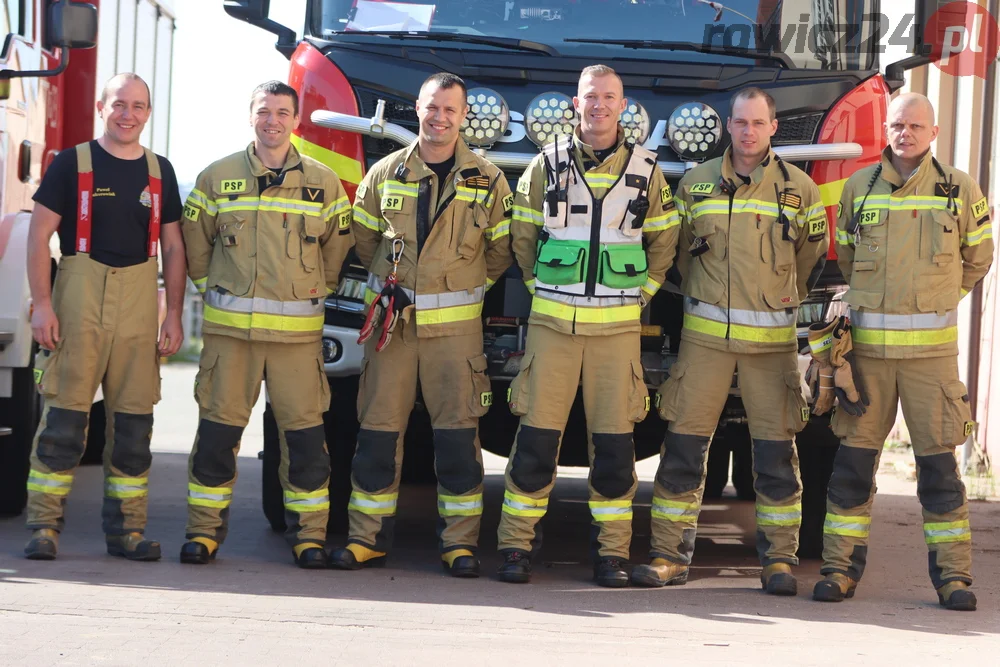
106 532 162 562
594 557 630 588
496 549 531 583
180 537 218 565
293 542 328 570
328 543 387 570
630 558 689 588
760 563 798 596
812 573 857 602
937 581 977 611
442 549 480 578
24 529 59 560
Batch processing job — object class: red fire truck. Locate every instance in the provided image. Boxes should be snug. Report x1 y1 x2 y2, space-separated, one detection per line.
0 0 176 516
228 0 938 556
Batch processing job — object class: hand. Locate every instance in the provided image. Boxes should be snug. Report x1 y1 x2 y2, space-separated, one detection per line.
158 311 184 357
31 302 60 351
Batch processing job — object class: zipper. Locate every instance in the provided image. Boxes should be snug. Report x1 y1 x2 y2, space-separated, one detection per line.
585 198 603 296
726 186 735 340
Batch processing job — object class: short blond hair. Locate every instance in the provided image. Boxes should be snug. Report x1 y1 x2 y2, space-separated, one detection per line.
579 64 623 92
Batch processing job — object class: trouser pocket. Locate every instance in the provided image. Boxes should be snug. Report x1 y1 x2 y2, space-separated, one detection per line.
627 359 650 423
507 352 534 417
784 370 809 434
940 380 973 446
34 342 65 399
655 360 688 422
468 354 492 418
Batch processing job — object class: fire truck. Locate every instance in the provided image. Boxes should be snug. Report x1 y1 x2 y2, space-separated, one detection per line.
229 0 937 556
0 0 176 517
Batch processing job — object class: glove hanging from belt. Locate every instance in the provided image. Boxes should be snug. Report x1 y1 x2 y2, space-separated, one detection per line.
357 276 412 352
806 319 837 415
829 315 870 417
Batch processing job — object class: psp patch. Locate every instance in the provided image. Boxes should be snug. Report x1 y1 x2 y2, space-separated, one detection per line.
972 196 989 220
808 217 827 241
502 192 514 215
644 396 651 412
302 187 325 203
183 204 199 222
481 391 493 408
219 179 247 193
964 421 976 437
801 407 810 422
689 182 714 195
356 182 368 199
381 194 404 211
339 211 351 229
859 210 880 225
516 178 531 196
660 184 672 204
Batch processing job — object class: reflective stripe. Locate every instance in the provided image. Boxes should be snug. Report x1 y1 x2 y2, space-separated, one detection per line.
643 210 680 232
415 286 486 310
534 277 642 298
501 490 548 517
585 172 619 189
836 229 852 245
756 503 802 526
415 302 483 326
674 199 687 216
105 476 148 499
589 499 633 522
202 305 324 333
852 326 958 347
378 181 419 197
438 493 484 517
353 205 381 231
188 483 232 509
204 290 325 317
322 196 351 222
26 470 73 496
651 498 699 522
823 513 871 538
487 219 511 241
690 198 780 220
963 223 992 247
284 489 330 513
642 276 662 296
513 205 544 226
924 520 972 544
523 277 536 294
215 196 324 216
532 295 641 324
809 334 833 354
192 277 208 294
853 194 963 213
684 298 796 327
485 277 496 289
850 309 958 331
683 313 796 343
188 188 218 215
348 491 398 515
455 186 490 203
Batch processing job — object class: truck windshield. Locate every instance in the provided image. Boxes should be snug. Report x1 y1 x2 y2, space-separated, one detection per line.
314 0 877 71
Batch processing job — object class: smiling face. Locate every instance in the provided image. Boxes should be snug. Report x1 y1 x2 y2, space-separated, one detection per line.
885 96 938 163
415 81 468 149
726 95 777 163
574 72 626 144
97 78 150 147
250 92 300 151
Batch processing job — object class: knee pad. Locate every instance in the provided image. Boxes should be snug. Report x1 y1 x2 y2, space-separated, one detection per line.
36 406 89 471
590 433 634 499
285 424 329 491
110 412 154 476
510 425 561 493
191 419 243 487
752 439 799 501
353 429 399 492
827 445 878 509
655 432 710 494
915 452 966 515
434 428 482 495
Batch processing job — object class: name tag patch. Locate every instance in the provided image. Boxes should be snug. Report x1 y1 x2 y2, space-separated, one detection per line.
219 179 247 193
183 204 199 222
339 212 351 229
809 218 827 236
382 195 404 211
502 192 514 215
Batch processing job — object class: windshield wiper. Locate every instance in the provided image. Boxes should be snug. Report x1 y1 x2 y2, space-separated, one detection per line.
563 38 791 68
328 30 558 56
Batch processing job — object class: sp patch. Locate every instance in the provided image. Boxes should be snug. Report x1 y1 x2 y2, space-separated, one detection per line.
689 182 714 195
859 210 880 226
183 204 200 222
801 407 811 422
481 391 493 408
660 184 673 204
808 217 827 238
502 193 514 215
964 421 975 437
33 368 43 384
303 187 325 202
654 393 662 408
644 396 651 412
516 178 531 196
972 196 989 219
381 194 404 211
219 179 247 193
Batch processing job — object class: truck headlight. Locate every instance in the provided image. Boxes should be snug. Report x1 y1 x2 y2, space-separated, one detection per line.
525 92 578 148
620 100 651 145
461 88 510 148
667 102 722 162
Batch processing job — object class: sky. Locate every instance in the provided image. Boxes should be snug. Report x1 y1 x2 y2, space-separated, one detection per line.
167 0 308 185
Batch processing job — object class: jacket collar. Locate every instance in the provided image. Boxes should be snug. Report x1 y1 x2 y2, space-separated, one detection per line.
721 145 778 185
878 145 934 189
401 138 481 183
573 126 627 168
245 141 303 178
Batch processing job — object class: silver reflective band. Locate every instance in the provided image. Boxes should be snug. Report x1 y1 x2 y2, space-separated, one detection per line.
106 482 146 493
284 494 329 506
850 309 958 330
188 490 230 502
349 495 397 509
204 290 325 316
28 475 71 489
590 505 632 517
438 499 484 511
757 509 802 521
503 497 548 511
685 298 796 327
651 501 697 517
416 286 486 310
823 519 870 533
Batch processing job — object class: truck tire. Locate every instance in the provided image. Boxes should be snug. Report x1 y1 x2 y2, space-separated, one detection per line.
796 414 838 559
0 366 39 516
80 400 107 465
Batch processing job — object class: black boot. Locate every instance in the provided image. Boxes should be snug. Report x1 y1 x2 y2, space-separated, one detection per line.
107 533 162 562
594 557 630 588
180 540 217 565
497 549 531 583
24 529 59 560
294 545 328 570
443 553 481 578
328 544 387 570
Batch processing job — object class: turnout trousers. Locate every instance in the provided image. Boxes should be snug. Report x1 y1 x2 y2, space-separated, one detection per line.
347 317 491 557
823 355 974 588
496 325 650 561
185 333 331 548
27 255 161 536
652 340 808 566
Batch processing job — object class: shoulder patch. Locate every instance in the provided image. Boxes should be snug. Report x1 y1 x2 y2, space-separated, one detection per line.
808 218 827 238
302 187 325 203
502 192 514 215
778 192 802 210
837 201 843 219
356 182 368 199
339 211 351 229
183 203 200 222
218 179 247 194
660 184 672 204
688 182 715 195
516 178 531 196
971 196 989 219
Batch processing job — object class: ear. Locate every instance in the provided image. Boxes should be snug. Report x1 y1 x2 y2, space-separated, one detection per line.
769 118 778 136
96 98 105 117
930 124 939 142
618 96 627 114
293 113 301 132
572 95 581 113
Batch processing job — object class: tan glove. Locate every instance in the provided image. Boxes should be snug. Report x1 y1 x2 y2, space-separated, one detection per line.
806 319 837 415
829 316 870 416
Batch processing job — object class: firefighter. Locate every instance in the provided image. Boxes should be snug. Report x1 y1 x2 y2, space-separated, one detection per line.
812 93 993 611
179 81 354 569
24 73 186 561
631 87 828 594
328 73 513 578
495 65 679 588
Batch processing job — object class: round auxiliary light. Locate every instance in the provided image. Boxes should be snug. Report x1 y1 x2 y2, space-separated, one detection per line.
460 87 510 148
524 91 578 148
666 102 723 162
620 99 652 145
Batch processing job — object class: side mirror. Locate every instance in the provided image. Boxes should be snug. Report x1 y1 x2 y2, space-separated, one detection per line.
884 0 938 90
0 1 97 81
223 0 298 58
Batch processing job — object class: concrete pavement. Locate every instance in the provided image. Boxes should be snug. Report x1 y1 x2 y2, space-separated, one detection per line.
0 364 997 666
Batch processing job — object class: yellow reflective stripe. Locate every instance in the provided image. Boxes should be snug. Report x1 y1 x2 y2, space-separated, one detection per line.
683 313 795 343
961 288 970 298
643 210 680 232
378 181 419 197
585 172 618 186
455 187 490 203
284 488 330 512
187 483 232 508
823 513 871 538
353 205 380 231
322 196 351 221
674 198 687 216
438 493 484 517
485 277 496 290
924 520 972 544
852 194 964 212
188 188 217 215
487 220 511 241
963 223 992 247
523 277 536 294
203 304 324 333
192 277 208 294
512 205 544 226
284 489 328 500
27 470 74 495
836 229 852 245
756 503 802 526
349 491 398 515
853 326 958 347
651 498 699 521
290 134 363 185
501 490 548 517
532 296 640 324
809 334 833 354
588 499 633 522
642 276 662 297
105 476 148 499
415 302 483 326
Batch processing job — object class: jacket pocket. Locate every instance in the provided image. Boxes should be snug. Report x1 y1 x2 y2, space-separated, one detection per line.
784 369 808 434
655 359 688 422
928 209 959 265
299 214 327 272
692 217 727 260
193 347 220 408
844 288 884 311
599 244 648 290
941 380 972 446
34 342 64 399
916 289 957 316
627 358 650 423
507 352 534 417
468 354 493 418
535 240 587 285
211 214 252 296
768 220 797 272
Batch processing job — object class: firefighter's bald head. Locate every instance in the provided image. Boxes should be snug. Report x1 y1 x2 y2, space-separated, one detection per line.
886 93 938 164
